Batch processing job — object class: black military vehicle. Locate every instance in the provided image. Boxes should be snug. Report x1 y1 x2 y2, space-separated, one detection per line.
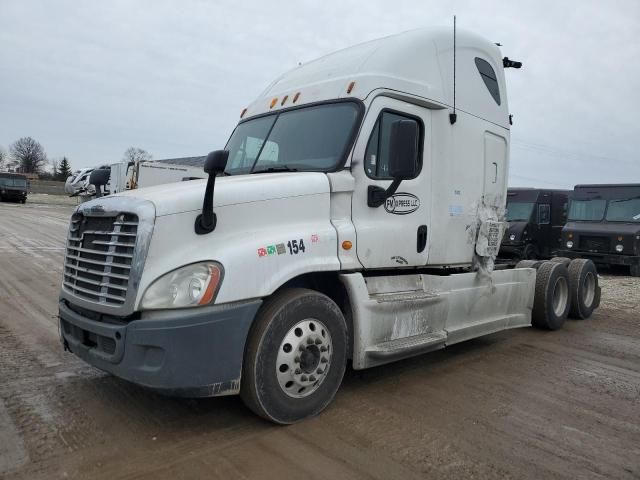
0 173 29 203
500 188 569 260
558 184 640 276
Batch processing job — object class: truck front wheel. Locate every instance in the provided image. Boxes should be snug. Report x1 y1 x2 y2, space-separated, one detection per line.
241 288 347 424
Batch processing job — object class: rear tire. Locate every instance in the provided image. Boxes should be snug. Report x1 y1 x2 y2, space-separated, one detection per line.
567 259 599 319
532 261 571 330
549 256 571 267
241 288 347 424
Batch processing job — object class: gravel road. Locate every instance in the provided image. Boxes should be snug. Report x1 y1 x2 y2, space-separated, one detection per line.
0 201 638 479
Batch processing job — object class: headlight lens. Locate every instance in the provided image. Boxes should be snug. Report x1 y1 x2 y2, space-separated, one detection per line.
616 244 624 252
141 261 223 310
509 234 516 241
566 241 574 248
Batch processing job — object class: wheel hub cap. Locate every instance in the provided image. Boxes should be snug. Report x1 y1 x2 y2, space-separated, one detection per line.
276 319 332 398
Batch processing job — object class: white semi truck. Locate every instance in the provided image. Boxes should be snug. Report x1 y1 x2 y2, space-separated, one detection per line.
58 28 600 424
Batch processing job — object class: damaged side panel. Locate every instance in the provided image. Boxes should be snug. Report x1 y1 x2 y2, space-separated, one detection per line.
340 268 535 369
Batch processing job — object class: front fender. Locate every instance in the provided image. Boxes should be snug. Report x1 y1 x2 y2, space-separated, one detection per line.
135 192 340 308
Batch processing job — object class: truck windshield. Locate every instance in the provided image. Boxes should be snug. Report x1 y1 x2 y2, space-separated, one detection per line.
568 199 607 221
506 202 534 221
0 177 27 188
605 197 640 222
224 102 361 175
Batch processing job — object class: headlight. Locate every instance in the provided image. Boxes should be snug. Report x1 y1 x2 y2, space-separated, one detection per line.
509 234 516 241
616 244 624 253
141 261 223 310
566 241 574 248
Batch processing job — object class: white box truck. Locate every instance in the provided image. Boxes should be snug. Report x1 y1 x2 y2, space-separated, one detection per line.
58 28 600 423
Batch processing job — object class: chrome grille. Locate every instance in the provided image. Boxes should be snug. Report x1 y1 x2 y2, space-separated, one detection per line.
63 212 138 305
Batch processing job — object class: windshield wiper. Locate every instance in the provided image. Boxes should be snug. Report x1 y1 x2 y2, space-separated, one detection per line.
251 165 299 174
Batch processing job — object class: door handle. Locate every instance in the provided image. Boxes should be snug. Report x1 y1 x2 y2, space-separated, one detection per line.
417 225 428 253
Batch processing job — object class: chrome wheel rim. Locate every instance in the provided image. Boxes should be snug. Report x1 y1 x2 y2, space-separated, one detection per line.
553 276 569 317
583 272 596 307
276 319 332 398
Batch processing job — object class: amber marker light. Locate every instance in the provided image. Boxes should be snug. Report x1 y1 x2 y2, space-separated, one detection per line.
293 92 301 103
568 233 573 239
342 240 353 250
240 108 247 118
281 95 289 106
198 264 222 305
270 98 278 109
347 81 356 94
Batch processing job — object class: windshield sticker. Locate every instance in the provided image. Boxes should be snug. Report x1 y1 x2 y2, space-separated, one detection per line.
384 193 420 215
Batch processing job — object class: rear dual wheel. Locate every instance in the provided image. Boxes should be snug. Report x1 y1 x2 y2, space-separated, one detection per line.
532 261 571 330
241 288 347 424
567 259 599 319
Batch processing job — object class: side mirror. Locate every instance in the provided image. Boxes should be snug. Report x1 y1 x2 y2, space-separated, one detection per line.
89 168 110 198
195 150 229 235
205 150 229 175
388 120 419 180
368 120 420 208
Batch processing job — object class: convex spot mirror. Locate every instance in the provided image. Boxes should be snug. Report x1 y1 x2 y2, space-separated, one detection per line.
388 119 419 180
205 150 229 175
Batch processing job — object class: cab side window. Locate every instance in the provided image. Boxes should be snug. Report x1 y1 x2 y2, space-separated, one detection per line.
538 204 551 224
365 111 422 179
475 57 501 105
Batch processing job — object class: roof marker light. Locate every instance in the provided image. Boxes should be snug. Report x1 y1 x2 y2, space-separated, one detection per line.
347 81 356 94
270 98 278 109
293 92 300 103
240 108 247 118
280 95 289 106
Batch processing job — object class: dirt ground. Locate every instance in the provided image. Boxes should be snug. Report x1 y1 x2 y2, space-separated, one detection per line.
1 201 639 480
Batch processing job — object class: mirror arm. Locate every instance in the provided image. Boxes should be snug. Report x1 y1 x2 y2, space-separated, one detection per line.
367 178 402 208
194 174 217 234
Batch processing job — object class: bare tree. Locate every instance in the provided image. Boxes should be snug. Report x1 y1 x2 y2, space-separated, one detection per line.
123 147 152 164
0 146 7 170
10 137 47 173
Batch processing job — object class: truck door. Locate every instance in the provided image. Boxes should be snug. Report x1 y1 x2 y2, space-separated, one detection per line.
351 97 431 268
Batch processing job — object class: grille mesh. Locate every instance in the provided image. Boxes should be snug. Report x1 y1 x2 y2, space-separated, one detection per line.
579 236 610 253
63 212 138 305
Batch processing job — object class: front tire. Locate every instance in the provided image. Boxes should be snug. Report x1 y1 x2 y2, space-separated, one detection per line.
241 288 347 424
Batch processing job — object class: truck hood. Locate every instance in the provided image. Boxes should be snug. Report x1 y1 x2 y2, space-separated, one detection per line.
112 172 330 216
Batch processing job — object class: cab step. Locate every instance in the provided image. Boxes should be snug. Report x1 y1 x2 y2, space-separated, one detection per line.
365 332 447 360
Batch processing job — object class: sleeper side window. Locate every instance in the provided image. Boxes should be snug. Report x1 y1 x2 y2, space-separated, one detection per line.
538 204 551 224
364 111 422 180
475 57 501 105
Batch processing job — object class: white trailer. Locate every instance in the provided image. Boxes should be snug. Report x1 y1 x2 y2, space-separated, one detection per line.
58 27 600 424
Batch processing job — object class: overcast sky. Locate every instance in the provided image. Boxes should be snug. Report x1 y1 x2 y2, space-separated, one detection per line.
1 0 639 188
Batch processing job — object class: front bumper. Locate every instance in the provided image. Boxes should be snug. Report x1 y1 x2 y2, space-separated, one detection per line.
557 250 640 267
59 299 261 397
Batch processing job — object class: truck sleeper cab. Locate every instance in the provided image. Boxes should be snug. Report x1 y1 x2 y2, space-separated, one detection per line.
559 184 640 276
500 188 569 260
58 28 599 424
